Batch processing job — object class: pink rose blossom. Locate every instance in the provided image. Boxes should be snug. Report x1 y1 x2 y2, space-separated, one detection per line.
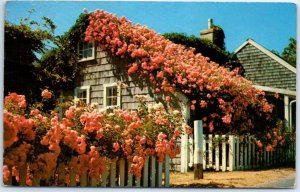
41 89 52 99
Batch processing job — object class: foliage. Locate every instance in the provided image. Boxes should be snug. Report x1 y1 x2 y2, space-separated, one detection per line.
84 10 280 138
163 32 244 75
211 25 226 50
36 13 90 92
4 15 55 103
282 37 296 68
3 91 184 185
271 38 296 68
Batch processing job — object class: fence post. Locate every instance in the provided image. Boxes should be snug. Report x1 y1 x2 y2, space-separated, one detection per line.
110 159 116 187
142 157 149 187
189 135 194 168
101 164 109 187
164 155 170 187
157 161 163 187
150 156 156 187
228 135 236 171
127 161 133 187
180 130 189 173
215 135 220 171
193 120 203 179
248 137 251 169
240 139 244 170
236 136 240 170
203 136 206 170
136 176 141 187
119 159 125 187
221 135 227 171
208 134 213 168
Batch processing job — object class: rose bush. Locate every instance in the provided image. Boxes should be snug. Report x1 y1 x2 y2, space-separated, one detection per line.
84 9 286 146
3 91 184 185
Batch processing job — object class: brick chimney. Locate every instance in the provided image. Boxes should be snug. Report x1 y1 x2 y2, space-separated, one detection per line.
200 18 214 42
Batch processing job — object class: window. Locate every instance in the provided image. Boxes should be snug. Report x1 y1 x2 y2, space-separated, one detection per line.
74 86 90 104
78 42 95 62
103 83 121 109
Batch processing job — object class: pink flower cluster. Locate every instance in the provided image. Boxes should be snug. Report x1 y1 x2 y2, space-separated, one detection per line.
84 10 275 134
41 89 52 99
3 92 183 185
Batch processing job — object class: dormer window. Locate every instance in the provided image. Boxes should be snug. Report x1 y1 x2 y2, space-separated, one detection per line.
78 42 95 62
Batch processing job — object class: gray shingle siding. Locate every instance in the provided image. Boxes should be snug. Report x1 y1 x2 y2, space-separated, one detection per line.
75 47 154 110
236 44 296 91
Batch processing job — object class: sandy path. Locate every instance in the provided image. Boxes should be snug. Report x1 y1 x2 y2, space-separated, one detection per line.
170 167 295 188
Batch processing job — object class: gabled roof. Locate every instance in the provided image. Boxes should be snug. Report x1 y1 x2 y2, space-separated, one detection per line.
235 38 296 74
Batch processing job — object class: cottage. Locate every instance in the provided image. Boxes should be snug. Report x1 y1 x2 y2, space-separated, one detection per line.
74 39 192 172
72 14 295 172
234 39 296 131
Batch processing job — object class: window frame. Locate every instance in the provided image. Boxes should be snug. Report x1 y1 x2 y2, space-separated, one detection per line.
103 83 121 109
78 42 95 62
74 86 91 104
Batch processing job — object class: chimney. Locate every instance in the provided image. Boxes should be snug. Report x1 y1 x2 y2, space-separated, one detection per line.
200 18 214 42
208 18 213 29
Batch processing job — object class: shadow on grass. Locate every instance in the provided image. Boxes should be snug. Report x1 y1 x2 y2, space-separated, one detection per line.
171 182 235 188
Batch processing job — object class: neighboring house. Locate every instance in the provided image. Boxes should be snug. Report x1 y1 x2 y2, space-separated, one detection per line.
235 39 296 131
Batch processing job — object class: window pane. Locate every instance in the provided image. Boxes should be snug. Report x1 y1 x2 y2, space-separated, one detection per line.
79 43 93 60
108 87 112 97
83 50 89 58
86 49 92 58
106 86 118 106
78 90 86 98
111 97 117 106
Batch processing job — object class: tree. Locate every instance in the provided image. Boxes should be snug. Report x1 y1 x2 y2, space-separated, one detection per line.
163 32 245 75
4 13 55 103
212 25 226 50
282 37 296 68
36 13 89 93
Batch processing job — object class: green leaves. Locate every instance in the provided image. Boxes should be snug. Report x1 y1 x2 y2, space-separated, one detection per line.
282 37 296 67
163 32 244 75
37 13 89 93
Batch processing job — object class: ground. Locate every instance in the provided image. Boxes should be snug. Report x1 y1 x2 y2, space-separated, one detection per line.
170 167 295 188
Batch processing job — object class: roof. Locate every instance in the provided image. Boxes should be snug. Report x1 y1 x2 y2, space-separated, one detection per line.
235 39 296 73
234 39 296 95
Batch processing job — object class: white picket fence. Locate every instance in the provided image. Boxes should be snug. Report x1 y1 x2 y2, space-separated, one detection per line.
174 120 296 172
5 155 171 187
202 134 296 171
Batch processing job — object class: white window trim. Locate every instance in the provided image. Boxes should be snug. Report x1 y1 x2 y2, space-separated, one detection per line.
78 42 95 62
74 86 91 104
103 83 121 109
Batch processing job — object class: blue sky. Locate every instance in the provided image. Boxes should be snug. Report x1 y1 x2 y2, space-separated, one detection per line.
5 1 297 53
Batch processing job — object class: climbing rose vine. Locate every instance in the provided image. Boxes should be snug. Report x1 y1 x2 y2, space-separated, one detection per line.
3 91 184 185
84 10 276 135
